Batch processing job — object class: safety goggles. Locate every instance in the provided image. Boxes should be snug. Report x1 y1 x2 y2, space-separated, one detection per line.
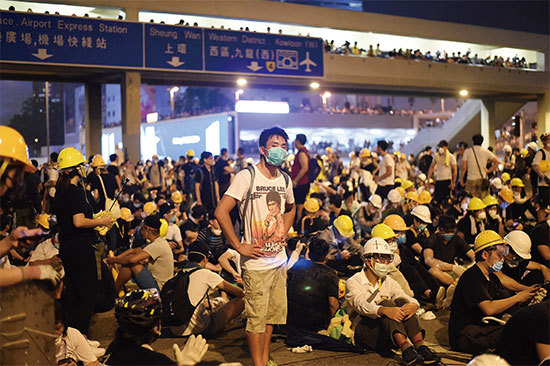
365 253 394 264
488 244 510 259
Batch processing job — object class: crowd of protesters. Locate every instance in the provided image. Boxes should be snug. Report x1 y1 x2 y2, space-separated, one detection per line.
1 123 549 366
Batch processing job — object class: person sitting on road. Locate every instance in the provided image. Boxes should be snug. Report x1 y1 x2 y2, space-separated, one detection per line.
502 230 550 286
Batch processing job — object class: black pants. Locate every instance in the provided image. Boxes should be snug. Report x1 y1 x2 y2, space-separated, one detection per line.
375 184 394 201
455 324 503 355
60 243 99 335
434 180 451 204
400 261 441 301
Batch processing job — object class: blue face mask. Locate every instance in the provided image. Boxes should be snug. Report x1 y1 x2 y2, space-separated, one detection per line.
170 216 177 224
397 235 406 244
500 202 509 210
417 224 427 231
489 260 503 273
265 147 287 166
442 233 454 241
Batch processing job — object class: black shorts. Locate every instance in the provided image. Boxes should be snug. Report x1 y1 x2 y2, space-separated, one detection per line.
293 183 310 205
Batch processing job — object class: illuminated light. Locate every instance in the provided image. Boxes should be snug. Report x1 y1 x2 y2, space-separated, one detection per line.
146 112 159 123
205 120 220 154
322 91 331 99
34 138 38 142
169 86 179 94
236 78 247 86
172 135 201 145
310 81 320 89
389 109 394 115
118 142 123 149
371 129 382 135
235 100 290 114
304 286 312 291
459 89 469 97
235 89 244 101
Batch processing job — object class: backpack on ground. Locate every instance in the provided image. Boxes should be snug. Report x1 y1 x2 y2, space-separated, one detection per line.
160 267 201 326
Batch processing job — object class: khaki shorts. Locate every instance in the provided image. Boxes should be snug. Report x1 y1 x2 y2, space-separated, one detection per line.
242 266 287 333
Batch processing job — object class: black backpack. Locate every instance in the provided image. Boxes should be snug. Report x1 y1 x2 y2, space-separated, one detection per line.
160 267 201 326
308 158 321 183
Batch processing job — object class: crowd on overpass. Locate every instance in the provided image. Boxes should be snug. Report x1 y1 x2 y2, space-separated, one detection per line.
1 122 549 366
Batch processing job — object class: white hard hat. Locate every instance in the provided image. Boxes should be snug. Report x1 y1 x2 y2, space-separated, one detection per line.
387 189 402 204
490 177 502 190
467 354 510 366
371 152 378 159
411 205 432 223
527 142 538 151
363 237 393 256
504 230 532 259
417 173 427 182
369 194 382 209
503 145 512 153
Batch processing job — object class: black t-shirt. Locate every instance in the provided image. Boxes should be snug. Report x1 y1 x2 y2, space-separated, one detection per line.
423 233 470 265
88 171 118 212
182 162 199 191
449 265 505 349
195 166 217 210
456 214 483 245
52 184 97 245
501 259 529 284
445 206 462 221
496 300 549 366
179 219 199 242
287 261 339 331
303 216 328 236
106 339 175 365
107 164 120 177
529 222 550 266
214 158 231 185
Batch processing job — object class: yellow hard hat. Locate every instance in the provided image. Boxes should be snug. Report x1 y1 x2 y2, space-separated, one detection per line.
405 191 419 202
143 201 157 216
396 186 406 197
394 177 402 184
468 197 486 211
394 151 401 157
326 147 333 153
418 191 432 204
159 218 168 238
360 148 370 158
58 147 85 170
36 213 50 230
520 148 528 158
333 215 354 238
91 154 106 167
186 149 195 157
539 160 550 173
171 191 183 204
383 214 408 232
501 172 511 183
510 177 524 187
304 198 320 213
120 207 133 222
483 195 499 207
474 230 506 253
402 180 414 190
0 126 36 172
372 223 396 240
499 188 514 203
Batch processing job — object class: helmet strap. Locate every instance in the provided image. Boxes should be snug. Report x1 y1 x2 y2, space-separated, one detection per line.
0 160 9 180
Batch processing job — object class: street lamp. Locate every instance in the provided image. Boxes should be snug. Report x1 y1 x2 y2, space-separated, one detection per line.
236 78 247 87
235 89 244 101
310 81 320 89
169 86 180 114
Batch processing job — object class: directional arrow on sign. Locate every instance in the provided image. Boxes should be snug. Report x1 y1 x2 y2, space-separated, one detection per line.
167 57 185 67
32 49 53 60
246 61 263 72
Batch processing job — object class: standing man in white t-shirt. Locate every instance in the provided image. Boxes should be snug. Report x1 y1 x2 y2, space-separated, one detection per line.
460 134 499 199
216 126 296 366
374 140 395 200
532 132 550 212
428 140 457 204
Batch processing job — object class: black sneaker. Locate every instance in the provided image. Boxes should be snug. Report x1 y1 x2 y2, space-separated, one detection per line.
402 346 420 366
416 345 440 364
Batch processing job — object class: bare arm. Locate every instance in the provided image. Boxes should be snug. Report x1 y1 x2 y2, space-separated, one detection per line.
487 157 500 174
460 159 468 185
451 163 457 187
495 271 530 291
73 213 112 229
538 245 550 261
283 202 296 236
526 261 550 281
478 291 533 316
427 159 437 180
217 280 245 298
214 181 220 202
293 152 309 185
329 296 339 317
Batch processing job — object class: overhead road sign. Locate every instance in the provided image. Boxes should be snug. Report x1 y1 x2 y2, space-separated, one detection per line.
204 29 324 77
0 11 143 68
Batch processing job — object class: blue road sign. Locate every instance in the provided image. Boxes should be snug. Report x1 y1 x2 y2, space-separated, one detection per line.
204 29 323 77
0 11 142 68
144 24 203 71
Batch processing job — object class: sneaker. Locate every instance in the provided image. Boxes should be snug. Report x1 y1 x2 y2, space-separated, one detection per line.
416 345 440 364
266 360 279 366
442 284 455 309
434 287 445 310
402 346 420 366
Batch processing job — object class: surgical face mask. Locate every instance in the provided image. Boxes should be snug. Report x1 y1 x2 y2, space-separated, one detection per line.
477 211 487 220
439 147 445 155
372 262 391 278
488 208 498 218
442 233 454 241
170 216 177 224
122 195 130 202
134 202 142 209
397 235 406 245
417 224 427 231
500 202 509 210
461 201 469 212
388 241 398 253
489 259 503 273
212 228 222 236
264 147 287 167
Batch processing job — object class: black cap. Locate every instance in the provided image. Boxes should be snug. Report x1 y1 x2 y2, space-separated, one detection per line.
159 202 174 216
188 240 211 262
144 214 161 230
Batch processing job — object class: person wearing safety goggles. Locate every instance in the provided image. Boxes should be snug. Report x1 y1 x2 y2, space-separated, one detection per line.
501 230 550 286
449 230 537 355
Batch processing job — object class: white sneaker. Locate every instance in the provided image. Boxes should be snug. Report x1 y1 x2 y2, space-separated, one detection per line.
86 339 100 348
442 284 456 309
435 286 446 310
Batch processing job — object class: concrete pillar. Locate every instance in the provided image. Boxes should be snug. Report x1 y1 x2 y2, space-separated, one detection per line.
85 82 102 159
124 7 139 21
121 72 141 162
538 93 550 139
481 98 498 149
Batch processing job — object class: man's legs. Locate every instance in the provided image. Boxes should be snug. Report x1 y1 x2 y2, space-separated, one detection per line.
247 331 267 366
428 266 455 286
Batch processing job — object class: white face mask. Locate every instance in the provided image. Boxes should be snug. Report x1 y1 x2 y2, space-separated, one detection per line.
477 211 487 220
388 241 398 253
439 147 445 155
488 208 498 218
212 228 222 236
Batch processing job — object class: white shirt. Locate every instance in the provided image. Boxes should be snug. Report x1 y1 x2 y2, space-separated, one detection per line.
463 146 496 180
378 154 395 186
143 237 174 290
395 160 410 181
225 165 294 271
166 223 182 242
55 327 97 363
346 269 418 318
28 238 64 277
533 147 550 186
435 152 457 181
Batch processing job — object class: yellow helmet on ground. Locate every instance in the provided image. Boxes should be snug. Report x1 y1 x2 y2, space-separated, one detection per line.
474 230 506 253
510 177 524 187
36 213 50 230
483 195 499 207
159 219 168 237
120 207 133 222
499 188 514 203
418 191 432 204
91 154 106 167
468 197 486 211
304 198 320 213
58 147 85 170
501 172 511 183
0 126 36 173
333 215 354 238
171 191 183 204
372 223 396 240
384 214 408 231
143 202 157 216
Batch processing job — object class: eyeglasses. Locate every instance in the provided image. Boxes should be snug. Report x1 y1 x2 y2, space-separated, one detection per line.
365 254 394 264
489 245 509 259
